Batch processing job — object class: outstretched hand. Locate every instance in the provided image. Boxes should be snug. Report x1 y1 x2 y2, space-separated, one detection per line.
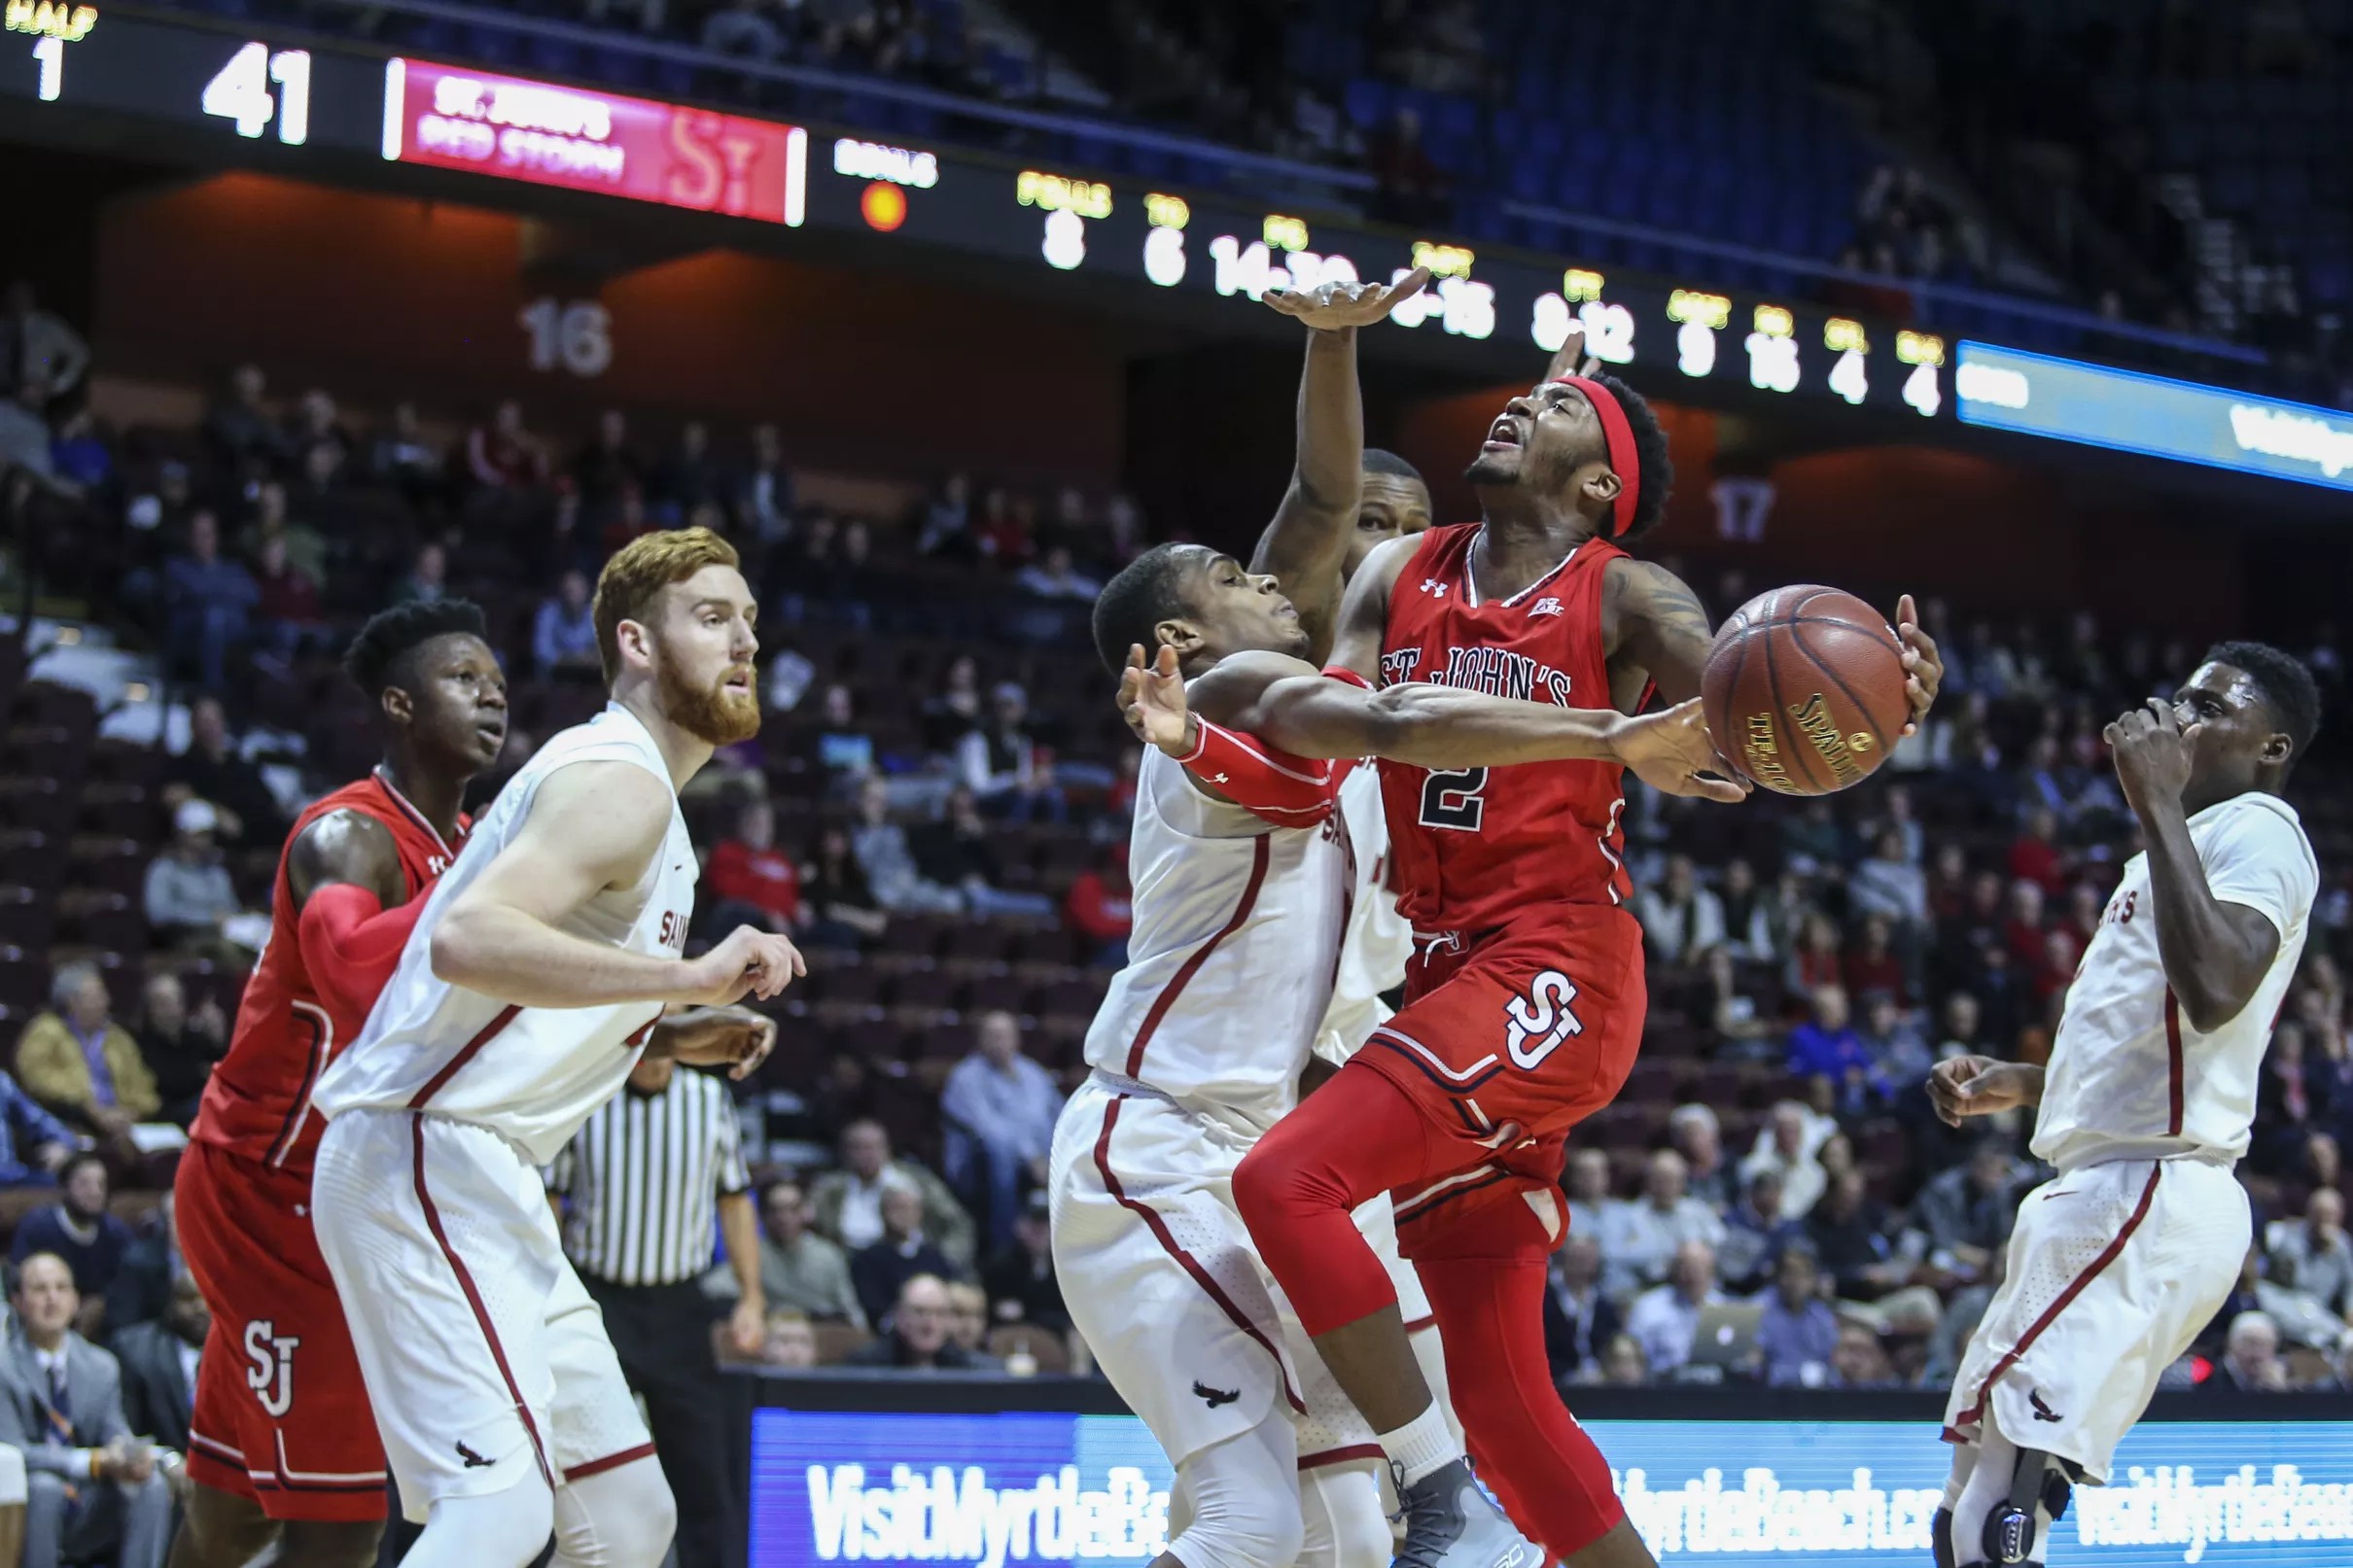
1613 699 1750 804
1542 318 1602 383
1265 265 1432 330
1894 593 1943 736
1121 645 1197 756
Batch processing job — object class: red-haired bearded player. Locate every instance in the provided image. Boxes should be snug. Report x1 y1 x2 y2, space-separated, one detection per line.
1208 360 1944 1568
172 601 508 1568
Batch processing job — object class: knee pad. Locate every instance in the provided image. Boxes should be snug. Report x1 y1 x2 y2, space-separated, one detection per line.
1976 1448 2074 1567
553 1458 678 1568
425 1481 557 1568
1172 1445 1305 1568
1932 1508 1956 1568
1297 1463 1388 1568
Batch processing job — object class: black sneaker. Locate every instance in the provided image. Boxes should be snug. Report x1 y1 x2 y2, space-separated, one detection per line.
1391 1458 1544 1568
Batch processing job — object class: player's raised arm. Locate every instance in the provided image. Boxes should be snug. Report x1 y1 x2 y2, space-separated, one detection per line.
431 761 801 1009
1125 645 1743 802
1250 269 1430 664
2106 698 2285 1031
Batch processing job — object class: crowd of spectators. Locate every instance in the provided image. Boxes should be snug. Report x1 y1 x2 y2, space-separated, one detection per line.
8 312 2353 1400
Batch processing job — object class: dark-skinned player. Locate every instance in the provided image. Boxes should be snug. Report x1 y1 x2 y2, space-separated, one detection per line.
1206 362 1943 1568
171 601 509 1568
1929 645 2320 1568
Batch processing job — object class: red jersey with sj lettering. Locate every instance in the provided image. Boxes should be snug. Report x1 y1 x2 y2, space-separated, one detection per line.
1356 524 1650 1247
192 771 469 1176
1375 524 1635 933
176 770 466 1521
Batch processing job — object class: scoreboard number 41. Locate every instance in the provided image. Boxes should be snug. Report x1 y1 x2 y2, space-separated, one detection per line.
201 41 311 145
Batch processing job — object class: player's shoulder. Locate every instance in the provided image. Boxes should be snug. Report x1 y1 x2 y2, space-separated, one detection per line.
2197 789 2314 849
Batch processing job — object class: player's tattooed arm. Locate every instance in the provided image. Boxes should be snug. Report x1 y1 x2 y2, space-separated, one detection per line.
285 809 405 910
1602 557 1716 709
2107 697 2281 1031
1251 268 1430 665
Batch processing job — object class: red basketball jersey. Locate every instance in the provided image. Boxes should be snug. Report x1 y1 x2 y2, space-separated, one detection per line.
193 772 468 1175
1377 523 1633 934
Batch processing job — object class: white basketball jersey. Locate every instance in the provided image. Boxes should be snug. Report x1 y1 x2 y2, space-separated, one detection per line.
1315 764 1413 1064
1083 744 1352 1135
2034 791 2317 1172
313 704 699 1165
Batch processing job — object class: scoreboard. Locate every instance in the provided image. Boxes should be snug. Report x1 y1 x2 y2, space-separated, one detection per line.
0 4 1965 419
0 5 1953 421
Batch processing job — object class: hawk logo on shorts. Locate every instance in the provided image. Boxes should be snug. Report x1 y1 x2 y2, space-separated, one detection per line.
1191 1380 1241 1409
242 1321 299 1419
2029 1390 2062 1423
457 1443 495 1469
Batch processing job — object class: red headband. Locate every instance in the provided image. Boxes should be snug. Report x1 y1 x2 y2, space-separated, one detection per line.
1561 375 1640 539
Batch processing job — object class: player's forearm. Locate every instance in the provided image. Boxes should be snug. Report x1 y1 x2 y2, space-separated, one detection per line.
430 903 693 1009
2140 802 2266 1030
720 1192 764 1308
1290 328 1363 537
1252 329 1364 660
1266 681 1633 769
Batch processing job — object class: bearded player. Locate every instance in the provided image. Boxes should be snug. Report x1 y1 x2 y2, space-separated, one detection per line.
1928 645 2319 1568
174 600 506 1568
307 528 796 1568
1212 368 1942 1568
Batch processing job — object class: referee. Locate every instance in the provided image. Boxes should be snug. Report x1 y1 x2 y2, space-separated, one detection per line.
548 1018 772 1568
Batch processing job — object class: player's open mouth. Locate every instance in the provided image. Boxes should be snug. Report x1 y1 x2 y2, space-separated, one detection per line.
1483 417 1524 450
723 670 755 693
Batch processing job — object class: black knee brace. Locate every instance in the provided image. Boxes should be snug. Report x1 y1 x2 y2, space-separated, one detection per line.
1932 1506 1957 1568
1979 1448 2075 1566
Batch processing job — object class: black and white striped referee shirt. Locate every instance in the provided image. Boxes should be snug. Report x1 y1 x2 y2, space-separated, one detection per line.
547 1066 752 1287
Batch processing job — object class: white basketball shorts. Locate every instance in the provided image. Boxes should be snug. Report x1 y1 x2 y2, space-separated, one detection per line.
1942 1156 2247 1483
1049 1077 1379 1472
311 1108 653 1521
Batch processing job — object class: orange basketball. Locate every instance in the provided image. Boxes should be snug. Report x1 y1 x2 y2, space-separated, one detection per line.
1701 585 1909 796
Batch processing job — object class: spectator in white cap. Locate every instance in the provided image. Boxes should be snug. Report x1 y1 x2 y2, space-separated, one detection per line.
140 801 242 958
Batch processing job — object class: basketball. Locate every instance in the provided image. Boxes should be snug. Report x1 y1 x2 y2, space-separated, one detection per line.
1702 585 1910 796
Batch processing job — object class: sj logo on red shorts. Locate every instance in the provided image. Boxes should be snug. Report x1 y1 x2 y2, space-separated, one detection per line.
1503 970 1584 1069
244 1321 299 1418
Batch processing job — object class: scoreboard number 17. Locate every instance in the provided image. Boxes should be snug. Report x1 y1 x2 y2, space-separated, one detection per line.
201 41 311 145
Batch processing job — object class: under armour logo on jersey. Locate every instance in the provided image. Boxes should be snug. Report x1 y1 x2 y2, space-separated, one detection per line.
1528 596 1563 618
1421 578 1449 599
1192 1380 1241 1408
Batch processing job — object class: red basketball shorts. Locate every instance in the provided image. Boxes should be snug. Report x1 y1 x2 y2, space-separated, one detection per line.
176 1139 388 1521
1352 905 1646 1252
